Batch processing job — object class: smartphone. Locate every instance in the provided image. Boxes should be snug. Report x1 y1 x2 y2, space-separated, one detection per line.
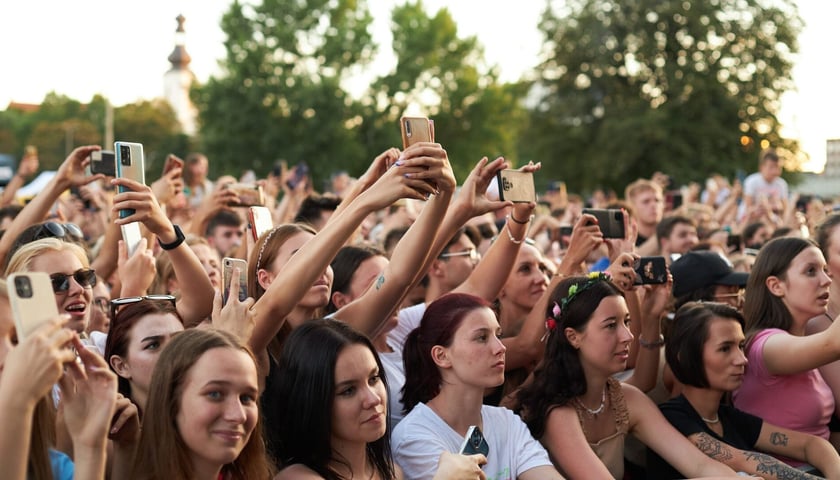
634 256 667 285
248 206 273 243
90 150 116 177
225 183 265 207
550 226 574 248
286 162 309 190
163 153 184 175
400 116 434 149
582 208 625 239
496 170 536 203
459 425 490 457
222 257 248 303
8 272 60 340
727 233 742 252
120 221 143 257
114 141 146 219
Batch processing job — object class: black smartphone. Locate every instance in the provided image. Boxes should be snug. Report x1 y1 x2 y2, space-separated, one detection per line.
582 208 625 239
286 162 309 190
727 234 742 252
90 150 116 177
459 425 489 457
634 256 667 285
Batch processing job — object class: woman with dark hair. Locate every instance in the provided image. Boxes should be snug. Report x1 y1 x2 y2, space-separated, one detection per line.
512 274 738 479
650 302 840 479
104 296 183 413
733 237 840 456
130 328 272 480
807 213 840 419
395 293 563 479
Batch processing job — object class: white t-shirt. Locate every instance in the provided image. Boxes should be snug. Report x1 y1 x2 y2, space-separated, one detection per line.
743 173 788 205
382 302 427 426
392 403 552 480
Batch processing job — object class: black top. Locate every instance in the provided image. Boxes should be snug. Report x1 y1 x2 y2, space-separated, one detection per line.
646 394 763 479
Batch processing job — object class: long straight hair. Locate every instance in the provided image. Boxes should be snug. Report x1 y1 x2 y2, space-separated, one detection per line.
28 397 56 480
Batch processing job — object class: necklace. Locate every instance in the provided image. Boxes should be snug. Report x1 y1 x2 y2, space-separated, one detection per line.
574 386 607 417
700 414 720 424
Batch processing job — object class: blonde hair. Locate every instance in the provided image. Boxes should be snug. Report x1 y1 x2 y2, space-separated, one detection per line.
5 238 89 276
624 178 663 203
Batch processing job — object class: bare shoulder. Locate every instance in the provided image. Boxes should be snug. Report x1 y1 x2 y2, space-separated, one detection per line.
274 464 324 480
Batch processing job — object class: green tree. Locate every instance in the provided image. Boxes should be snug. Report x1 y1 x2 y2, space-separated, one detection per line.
114 99 186 173
525 0 802 192
194 0 375 182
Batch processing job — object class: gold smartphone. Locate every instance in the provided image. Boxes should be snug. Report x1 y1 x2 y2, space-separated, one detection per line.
400 116 434 149
496 169 536 203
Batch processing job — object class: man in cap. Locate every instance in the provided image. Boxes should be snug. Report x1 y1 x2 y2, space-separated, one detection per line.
670 250 749 310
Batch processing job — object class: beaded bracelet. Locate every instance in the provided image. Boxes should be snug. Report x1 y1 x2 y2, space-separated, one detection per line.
505 223 525 245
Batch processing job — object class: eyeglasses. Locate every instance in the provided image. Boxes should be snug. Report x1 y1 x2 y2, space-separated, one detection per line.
713 289 745 302
50 269 97 293
440 248 480 263
35 221 84 241
110 294 177 320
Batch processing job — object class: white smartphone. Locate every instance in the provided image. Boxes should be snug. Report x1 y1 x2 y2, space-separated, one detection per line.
222 257 248 304
8 272 60 340
248 206 273 242
120 222 143 257
114 141 146 219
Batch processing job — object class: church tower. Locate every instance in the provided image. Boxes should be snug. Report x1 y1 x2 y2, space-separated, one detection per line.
163 14 198 136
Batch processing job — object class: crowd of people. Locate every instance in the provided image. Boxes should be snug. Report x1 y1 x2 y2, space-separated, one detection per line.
1 140 840 480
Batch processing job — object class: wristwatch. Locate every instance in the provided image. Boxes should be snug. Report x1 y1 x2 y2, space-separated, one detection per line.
158 224 185 251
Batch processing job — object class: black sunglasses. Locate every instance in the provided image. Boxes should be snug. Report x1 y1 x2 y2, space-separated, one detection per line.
110 294 177 320
50 268 97 293
35 221 84 241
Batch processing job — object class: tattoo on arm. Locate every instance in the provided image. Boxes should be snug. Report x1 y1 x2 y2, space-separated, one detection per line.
769 432 789 446
694 433 734 462
375 274 385 291
743 451 818 480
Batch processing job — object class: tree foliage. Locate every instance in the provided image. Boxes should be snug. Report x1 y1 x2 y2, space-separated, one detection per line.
523 0 802 192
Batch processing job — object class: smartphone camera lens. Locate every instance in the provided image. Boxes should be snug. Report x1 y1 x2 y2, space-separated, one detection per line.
404 120 412 138
14 276 33 298
120 145 131 166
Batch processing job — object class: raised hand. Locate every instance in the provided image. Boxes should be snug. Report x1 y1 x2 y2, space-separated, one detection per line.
111 178 173 238
212 266 256 343
399 142 457 194
454 156 513 218
117 238 156 297
432 451 488 480
605 251 640 292
56 145 105 189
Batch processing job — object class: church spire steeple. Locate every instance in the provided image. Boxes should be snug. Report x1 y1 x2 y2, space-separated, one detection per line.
167 14 191 69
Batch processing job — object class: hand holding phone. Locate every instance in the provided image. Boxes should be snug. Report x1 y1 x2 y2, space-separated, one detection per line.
633 256 667 285
582 208 625 239
496 169 536 203
400 116 434 149
225 183 265 207
90 150 116 177
9 272 60 340
459 425 490 458
248 206 273 243
115 141 146 219
222 258 249 304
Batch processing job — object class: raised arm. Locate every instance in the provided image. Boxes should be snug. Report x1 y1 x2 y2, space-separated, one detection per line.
248 157 434 354
761 315 840 376
0 145 104 267
335 143 455 337
112 177 214 325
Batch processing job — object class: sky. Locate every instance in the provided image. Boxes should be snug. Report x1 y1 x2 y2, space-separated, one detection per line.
1 0 837 172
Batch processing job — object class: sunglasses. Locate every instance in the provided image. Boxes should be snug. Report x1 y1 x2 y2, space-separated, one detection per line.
49 269 97 293
36 221 84 241
110 294 177 320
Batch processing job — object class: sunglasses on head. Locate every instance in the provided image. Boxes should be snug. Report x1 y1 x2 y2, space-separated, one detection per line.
50 268 97 293
36 221 84 241
109 294 177 320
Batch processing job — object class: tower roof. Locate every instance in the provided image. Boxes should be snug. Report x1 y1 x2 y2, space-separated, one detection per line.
168 14 191 69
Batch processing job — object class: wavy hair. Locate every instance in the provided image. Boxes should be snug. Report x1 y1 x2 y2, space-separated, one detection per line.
513 276 622 439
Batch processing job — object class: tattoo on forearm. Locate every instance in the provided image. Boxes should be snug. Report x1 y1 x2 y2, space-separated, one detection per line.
694 433 734 461
743 451 817 480
769 432 789 446
375 274 385 290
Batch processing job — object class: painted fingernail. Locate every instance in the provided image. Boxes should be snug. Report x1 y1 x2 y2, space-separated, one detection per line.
395 160 404 167
404 173 412 178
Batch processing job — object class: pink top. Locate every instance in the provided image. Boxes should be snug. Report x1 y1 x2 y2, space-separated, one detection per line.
733 328 834 442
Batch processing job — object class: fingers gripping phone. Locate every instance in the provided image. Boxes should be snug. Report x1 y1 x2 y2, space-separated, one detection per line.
400 116 434 149
633 256 667 285
496 170 536 203
460 425 490 457
248 206 273 243
8 272 60 340
222 258 248 304
115 141 146 219
582 208 625 239
224 183 265 207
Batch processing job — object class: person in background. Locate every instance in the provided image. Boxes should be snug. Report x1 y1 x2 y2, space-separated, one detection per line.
656 215 699 263
182 153 214 209
205 209 244 258
293 193 342 231
743 148 788 219
624 179 664 255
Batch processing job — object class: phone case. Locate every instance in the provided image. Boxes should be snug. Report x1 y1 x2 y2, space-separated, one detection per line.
582 208 625 239
248 206 274 242
115 141 146 219
222 258 249 304
226 183 265 207
496 170 536 203
459 425 490 457
634 256 667 285
120 222 143 257
400 116 433 149
8 272 60 340
90 150 116 177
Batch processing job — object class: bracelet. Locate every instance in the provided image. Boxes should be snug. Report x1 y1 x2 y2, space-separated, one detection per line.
507 213 533 225
638 333 665 349
504 224 525 245
158 224 185 251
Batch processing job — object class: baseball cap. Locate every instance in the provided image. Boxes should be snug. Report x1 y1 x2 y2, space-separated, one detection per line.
671 251 749 298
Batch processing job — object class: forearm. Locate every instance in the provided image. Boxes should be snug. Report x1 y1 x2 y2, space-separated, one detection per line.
109 444 136 480
0 396 35 480
739 450 821 480
0 178 66 267
803 437 840 479
0 174 26 206
72 443 109 480
456 219 528 302
503 273 566 370
167 242 215 324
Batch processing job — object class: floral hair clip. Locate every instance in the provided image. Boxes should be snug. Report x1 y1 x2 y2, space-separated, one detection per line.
541 272 612 342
